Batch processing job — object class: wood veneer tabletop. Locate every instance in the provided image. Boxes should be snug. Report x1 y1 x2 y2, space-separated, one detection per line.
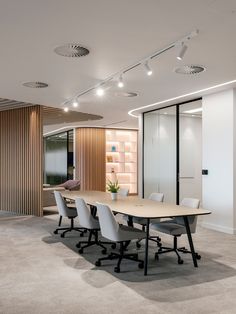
61 190 211 219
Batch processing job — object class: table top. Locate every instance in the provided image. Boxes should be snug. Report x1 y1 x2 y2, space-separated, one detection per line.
61 190 211 219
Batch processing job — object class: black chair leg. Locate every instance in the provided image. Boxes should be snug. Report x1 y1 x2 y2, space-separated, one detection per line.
58 215 62 226
54 217 85 238
77 230 108 254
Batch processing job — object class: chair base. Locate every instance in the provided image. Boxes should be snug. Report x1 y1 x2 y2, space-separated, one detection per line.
154 236 201 264
54 216 85 238
136 235 162 248
76 230 112 254
95 242 144 273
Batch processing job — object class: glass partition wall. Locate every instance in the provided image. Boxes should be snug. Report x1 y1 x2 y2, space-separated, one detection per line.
143 99 202 204
144 107 177 203
44 130 74 185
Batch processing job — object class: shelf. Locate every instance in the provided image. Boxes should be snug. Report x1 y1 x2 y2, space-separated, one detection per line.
106 129 138 194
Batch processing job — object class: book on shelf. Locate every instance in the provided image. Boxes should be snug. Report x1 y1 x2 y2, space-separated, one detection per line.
106 155 113 162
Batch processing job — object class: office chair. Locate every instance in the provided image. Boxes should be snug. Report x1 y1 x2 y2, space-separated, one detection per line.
75 197 112 254
123 192 164 247
151 198 201 264
118 188 129 197
95 203 145 273
53 191 85 238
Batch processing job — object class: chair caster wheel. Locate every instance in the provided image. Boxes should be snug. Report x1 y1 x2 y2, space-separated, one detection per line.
111 244 116 249
78 248 83 254
61 234 65 238
53 230 58 234
196 253 201 260
136 242 141 249
95 260 101 267
76 243 81 248
138 262 144 269
101 249 107 255
80 233 84 237
178 259 184 265
155 254 159 261
114 267 120 273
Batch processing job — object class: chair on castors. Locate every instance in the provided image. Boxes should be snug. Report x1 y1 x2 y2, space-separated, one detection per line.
118 188 129 197
150 198 201 264
95 203 146 273
53 191 85 238
75 197 113 254
123 192 164 247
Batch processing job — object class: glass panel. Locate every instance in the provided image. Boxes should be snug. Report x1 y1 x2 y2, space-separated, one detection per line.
179 100 202 202
144 107 176 203
67 130 74 180
44 132 68 185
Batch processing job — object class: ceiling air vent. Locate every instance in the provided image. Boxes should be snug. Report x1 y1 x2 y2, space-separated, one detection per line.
54 44 89 57
23 82 48 88
115 92 138 98
174 65 206 75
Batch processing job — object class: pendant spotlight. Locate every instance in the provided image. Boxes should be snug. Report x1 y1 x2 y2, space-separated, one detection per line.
62 29 199 106
72 98 79 107
177 42 188 61
118 74 124 88
96 87 105 96
144 61 153 76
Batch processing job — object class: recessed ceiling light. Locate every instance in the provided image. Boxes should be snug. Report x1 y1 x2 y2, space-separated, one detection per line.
23 81 48 88
54 44 89 57
63 107 69 112
175 65 206 75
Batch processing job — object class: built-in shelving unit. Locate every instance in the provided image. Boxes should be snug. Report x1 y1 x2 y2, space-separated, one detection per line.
106 129 138 194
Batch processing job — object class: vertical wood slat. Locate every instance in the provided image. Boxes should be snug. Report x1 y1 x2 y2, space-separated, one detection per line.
75 128 105 191
0 105 43 216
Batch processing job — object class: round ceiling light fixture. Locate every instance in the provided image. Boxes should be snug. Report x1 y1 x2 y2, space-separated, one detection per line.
23 81 48 88
54 44 89 57
174 65 206 75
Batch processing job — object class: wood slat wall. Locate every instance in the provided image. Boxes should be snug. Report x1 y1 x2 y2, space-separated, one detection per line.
75 128 106 191
0 105 43 216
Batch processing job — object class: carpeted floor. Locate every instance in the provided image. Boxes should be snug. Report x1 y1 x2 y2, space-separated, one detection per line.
1 211 236 314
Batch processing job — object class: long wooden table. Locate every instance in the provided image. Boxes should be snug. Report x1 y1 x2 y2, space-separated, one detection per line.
61 190 211 275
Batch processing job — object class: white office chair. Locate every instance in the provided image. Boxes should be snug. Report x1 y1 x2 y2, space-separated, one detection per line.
75 198 112 254
53 191 85 238
150 198 200 264
123 192 164 248
118 188 129 197
95 203 146 273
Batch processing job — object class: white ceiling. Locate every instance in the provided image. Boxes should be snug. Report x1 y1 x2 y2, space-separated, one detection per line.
0 0 236 134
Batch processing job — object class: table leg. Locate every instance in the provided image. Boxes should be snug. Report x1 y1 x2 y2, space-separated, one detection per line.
144 218 150 276
183 216 198 267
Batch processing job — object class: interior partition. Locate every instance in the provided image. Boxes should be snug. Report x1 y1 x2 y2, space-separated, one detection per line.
75 128 106 191
0 106 43 216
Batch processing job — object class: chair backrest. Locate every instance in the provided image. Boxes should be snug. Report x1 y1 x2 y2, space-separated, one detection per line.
118 188 129 197
75 197 96 229
175 198 200 233
54 191 70 217
149 192 164 202
96 203 120 242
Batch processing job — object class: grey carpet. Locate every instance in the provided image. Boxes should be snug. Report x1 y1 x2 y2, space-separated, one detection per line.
1 212 236 314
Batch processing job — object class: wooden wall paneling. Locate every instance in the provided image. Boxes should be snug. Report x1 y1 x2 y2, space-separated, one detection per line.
0 106 43 216
75 128 105 191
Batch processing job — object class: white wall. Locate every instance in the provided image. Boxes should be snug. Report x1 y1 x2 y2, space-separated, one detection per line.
202 89 236 234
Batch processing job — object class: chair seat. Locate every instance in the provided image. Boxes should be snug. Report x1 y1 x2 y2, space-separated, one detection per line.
150 221 186 236
118 224 146 241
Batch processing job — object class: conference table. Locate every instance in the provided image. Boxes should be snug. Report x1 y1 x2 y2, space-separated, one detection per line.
61 190 211 275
